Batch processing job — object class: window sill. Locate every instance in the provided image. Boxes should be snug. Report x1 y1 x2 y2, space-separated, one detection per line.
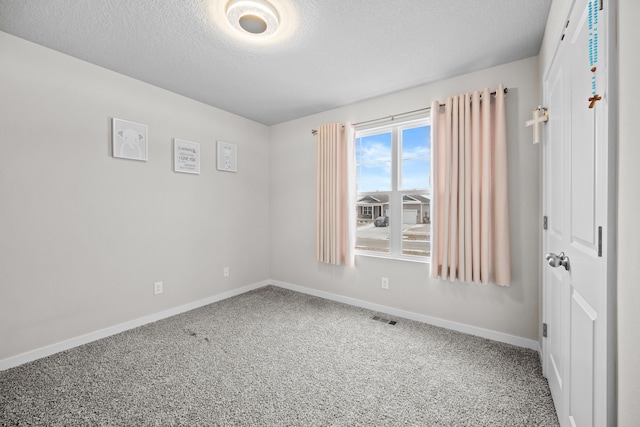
355 251 430 264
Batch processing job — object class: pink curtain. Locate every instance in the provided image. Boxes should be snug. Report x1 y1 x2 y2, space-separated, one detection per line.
430 85 511 286
316 123 355 266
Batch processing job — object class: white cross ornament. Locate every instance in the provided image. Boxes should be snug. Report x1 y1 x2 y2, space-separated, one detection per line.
525 106 548 144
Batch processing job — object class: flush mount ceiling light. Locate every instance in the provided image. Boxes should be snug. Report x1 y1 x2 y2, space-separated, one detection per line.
226 0 280 37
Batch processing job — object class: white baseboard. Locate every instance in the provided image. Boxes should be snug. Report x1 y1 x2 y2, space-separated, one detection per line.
269 279 540 351
0 281 268 372
1 278 540 371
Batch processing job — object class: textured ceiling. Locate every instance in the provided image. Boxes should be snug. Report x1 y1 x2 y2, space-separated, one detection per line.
0 0 551 125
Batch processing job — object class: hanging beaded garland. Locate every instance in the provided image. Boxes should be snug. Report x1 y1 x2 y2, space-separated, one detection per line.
588 0 601 108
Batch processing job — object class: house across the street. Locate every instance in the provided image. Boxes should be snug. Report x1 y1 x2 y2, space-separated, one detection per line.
356 194 430 225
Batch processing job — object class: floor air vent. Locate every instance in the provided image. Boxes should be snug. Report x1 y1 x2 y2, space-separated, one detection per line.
371 316 397 325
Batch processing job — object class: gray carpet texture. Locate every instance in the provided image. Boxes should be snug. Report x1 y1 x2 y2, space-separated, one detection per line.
1 286 559 426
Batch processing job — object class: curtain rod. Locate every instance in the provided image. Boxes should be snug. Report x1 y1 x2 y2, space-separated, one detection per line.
311 87 508 135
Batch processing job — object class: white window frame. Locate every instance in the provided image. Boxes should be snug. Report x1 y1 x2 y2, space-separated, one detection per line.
355 116 431 262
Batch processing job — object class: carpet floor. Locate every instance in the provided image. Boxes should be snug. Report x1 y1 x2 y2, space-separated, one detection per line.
0 286 559 426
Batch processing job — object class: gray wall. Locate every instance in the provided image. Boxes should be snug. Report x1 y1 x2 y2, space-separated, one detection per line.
269 57 541 342
616 1 640 424
0 32 271 361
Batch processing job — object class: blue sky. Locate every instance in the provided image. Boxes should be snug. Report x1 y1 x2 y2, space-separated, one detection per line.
356 125 431 192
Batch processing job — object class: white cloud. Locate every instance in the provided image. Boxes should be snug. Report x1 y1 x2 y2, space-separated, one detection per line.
358 141 391 164
402 146 430 159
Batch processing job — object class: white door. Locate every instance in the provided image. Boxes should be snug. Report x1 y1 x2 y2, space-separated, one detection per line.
542 0 614 426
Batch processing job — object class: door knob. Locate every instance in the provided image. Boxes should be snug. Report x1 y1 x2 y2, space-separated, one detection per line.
545 252 570 271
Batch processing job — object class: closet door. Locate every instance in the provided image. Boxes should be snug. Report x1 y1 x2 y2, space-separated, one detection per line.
541 0 614 426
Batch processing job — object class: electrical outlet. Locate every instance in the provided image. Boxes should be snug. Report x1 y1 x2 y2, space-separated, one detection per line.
223 267 230 277
381 277 389 289
154 281 163 295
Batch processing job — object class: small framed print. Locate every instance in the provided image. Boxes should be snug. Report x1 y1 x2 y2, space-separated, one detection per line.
174 139 200 174
112 118 148 161
217 141 237 172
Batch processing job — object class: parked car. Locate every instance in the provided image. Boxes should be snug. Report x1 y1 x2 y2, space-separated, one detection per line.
374 216 389 227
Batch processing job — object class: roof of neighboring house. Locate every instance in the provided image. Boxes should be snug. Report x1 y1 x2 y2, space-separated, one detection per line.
357 195 389 204
403 195 431 204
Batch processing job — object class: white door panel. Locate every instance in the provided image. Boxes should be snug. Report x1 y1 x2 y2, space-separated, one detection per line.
546 267 567 394
569 291 597 427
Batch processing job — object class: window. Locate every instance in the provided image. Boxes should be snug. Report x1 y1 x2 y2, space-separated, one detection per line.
355 117 431 259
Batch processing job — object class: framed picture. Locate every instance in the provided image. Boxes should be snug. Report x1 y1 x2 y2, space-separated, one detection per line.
174 139 200 174
112 118 148 161
217 141 237 172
